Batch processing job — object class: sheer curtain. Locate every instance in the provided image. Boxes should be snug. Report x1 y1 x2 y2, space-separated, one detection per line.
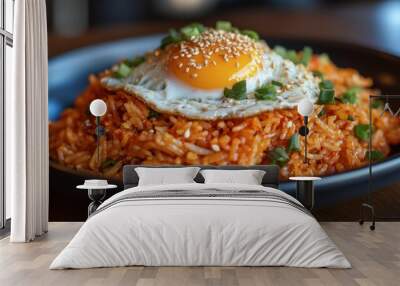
8 0 48 242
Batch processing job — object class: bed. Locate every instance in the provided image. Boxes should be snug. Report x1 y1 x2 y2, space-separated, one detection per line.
50 165 350 269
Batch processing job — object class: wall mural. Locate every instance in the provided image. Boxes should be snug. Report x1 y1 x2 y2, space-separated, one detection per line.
48 19 400 221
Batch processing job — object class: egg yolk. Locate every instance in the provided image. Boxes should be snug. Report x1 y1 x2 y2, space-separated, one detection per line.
166 30 262 90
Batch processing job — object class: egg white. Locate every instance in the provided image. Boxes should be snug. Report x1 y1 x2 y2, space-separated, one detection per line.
101 48 320 120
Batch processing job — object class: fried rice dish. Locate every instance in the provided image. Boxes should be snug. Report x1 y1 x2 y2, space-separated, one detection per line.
49 22 400 179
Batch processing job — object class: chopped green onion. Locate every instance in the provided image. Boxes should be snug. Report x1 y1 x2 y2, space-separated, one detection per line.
273 46 298 64
371 100 384 109
317 80 335 104
318 108 326 117
318 89 335 104
366 150 385 162
342 92 357 104
271 80 283 87
113 63 132 78
319 80 334 90
180 23 205 39
269 147 289 167
224 80 247 100
313 70 324 79
188 22 206 33
161 23 206 48
274 46 287 58
216 20 232 31
125 56 146 68
287 133 301 153
254 80 283 100
255 83 277 101
148 109 161 119
348 115 355 121
180 26 201 39
273 46 315 65
286 50 298 64
241 30 259 41
300 46 313 66
342 87 360 104
354 124 372 141
101 159 117 169
215 21 258 39
160 29 182 49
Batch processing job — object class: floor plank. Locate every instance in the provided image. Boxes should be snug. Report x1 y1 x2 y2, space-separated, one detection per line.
0 222 399 286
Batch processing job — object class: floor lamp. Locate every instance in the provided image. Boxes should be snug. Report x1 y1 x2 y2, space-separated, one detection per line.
86 99 108 216
89 99 107 169
297 99 314 164
293 99 317 210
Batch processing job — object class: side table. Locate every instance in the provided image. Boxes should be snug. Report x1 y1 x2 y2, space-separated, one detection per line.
289 176 321 211
77 180 117 217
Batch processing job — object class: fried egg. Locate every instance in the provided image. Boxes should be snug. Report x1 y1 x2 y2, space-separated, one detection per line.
102 29 319 120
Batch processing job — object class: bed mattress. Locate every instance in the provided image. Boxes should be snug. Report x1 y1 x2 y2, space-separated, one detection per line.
50 183 350 269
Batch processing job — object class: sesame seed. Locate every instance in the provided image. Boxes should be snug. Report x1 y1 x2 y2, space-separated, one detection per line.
184 128 191 138
168 29 263 73
211 144 221 152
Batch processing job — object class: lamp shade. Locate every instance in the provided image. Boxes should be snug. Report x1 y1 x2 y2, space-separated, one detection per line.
89 99 107 117
297 99 314 116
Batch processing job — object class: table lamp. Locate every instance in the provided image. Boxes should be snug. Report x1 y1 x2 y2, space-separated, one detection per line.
297 99 314 164
89 99 107 169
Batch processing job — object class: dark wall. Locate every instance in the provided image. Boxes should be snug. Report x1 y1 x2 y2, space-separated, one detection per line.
46 0 379 33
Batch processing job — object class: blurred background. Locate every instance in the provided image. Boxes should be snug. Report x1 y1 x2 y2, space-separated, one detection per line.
45 0 400 57
45 0 394 29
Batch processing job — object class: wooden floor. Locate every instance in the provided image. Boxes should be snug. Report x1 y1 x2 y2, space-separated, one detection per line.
0 222 399 286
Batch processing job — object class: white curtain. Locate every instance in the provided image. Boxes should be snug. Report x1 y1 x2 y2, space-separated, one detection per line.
8 0 49 242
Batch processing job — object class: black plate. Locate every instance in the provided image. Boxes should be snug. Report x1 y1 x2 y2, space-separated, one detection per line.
49 35 400 208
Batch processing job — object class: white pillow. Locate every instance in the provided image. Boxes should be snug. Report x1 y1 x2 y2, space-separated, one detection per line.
135 167 200 186
200 169 266 185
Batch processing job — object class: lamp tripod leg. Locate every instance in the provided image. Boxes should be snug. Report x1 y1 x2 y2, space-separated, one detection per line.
359 203 375 231
359 98 376 231
96 116 100 170
304 133 308 164
302 116 309 164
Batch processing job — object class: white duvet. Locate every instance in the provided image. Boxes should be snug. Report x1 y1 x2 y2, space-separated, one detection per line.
50 183 350 269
